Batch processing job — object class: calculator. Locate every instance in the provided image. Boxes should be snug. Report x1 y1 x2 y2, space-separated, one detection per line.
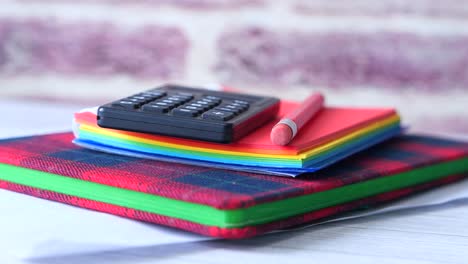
97 84 280 143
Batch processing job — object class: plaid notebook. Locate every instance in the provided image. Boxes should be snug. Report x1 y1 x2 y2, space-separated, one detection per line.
0 133 467 238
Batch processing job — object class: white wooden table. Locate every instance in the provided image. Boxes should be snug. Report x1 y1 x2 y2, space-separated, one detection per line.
1 99 467 264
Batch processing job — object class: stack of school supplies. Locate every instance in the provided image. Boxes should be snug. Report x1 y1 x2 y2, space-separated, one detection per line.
0 133 467 238
2 87 467 239
73 100 402 176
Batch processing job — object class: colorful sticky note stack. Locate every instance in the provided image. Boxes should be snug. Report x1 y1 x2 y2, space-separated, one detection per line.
73 101 402 176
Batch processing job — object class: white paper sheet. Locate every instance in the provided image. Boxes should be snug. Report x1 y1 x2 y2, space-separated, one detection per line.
279 175 468 232
0 190 210 260
1 99 467 263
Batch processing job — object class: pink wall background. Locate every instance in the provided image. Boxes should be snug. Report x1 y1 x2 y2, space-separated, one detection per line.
0 0 467 134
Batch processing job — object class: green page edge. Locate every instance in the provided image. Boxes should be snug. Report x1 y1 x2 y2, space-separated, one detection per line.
0 157 467 228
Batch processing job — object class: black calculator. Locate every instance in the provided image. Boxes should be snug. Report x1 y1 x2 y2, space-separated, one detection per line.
97 84 280 143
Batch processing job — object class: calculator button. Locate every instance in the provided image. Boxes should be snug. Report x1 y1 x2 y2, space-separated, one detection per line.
168 96 193 103
183 107 204 114
214 107 241 115
145 91 167 96
217 105 243 114
141 93 165 100
155 102 171 107
188 103 210 111
125 98 145 103
138 92 161 98
201 97 221 105
131 96 150 101
142 104 170 113
202 110 235 121
137 97 156 104
184 106 202 111
205 95 221 101
230 103 249 111
166 100 186 107
112 101 141 109
174 93 194 100
162 99 182 107
167 96 188 102
233 100 249 106
200 102 216 110
201 100 220 107
194 100 210 106
172 108 199 117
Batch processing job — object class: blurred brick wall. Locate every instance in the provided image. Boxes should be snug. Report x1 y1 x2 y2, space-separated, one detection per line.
0 0 467 133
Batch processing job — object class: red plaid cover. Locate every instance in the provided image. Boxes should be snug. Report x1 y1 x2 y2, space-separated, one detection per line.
0 133 467 238
0 174 464 238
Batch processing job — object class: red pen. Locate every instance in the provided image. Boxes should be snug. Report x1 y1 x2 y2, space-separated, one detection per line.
270 92 325 146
